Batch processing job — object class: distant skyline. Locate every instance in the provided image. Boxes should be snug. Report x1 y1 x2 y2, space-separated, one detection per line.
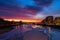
0 0 60 22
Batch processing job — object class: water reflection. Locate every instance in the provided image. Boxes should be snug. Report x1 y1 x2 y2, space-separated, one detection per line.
0 24 60 40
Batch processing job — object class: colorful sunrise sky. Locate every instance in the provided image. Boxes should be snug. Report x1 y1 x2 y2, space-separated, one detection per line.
0 0 60 22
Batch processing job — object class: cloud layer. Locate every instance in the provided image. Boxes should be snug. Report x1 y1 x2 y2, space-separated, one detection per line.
0 0 60 20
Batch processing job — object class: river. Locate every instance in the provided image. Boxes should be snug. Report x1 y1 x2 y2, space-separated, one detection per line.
0 24 60 40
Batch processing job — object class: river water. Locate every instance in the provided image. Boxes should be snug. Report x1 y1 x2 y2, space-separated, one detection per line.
0 24 60 40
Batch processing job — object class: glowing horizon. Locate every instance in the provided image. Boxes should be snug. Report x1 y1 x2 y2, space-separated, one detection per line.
4 18 41 22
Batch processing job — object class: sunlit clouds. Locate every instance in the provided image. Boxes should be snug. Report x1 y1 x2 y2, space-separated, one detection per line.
0 0 60 22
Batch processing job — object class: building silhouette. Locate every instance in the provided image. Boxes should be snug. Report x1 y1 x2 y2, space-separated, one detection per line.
40 16 60 26
54 17 60 25
41 16 53 25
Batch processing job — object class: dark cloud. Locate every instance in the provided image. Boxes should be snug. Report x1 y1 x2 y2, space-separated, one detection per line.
0 11 14 17
26 6 42 12
25 0 53 12
34 0 53 6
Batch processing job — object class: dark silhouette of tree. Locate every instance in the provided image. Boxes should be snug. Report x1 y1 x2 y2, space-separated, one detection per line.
19 21 23 25
0 18 5 22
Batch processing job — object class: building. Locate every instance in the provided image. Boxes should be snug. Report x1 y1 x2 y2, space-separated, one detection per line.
41 16 53 25
54 17 60 25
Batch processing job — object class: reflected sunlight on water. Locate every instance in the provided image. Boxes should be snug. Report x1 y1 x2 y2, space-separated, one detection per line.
0 24 60 40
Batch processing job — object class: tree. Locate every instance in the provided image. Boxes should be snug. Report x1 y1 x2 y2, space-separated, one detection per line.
0 18 5 22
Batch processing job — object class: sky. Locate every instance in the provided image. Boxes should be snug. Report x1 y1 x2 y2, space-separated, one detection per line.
0 0 60 22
